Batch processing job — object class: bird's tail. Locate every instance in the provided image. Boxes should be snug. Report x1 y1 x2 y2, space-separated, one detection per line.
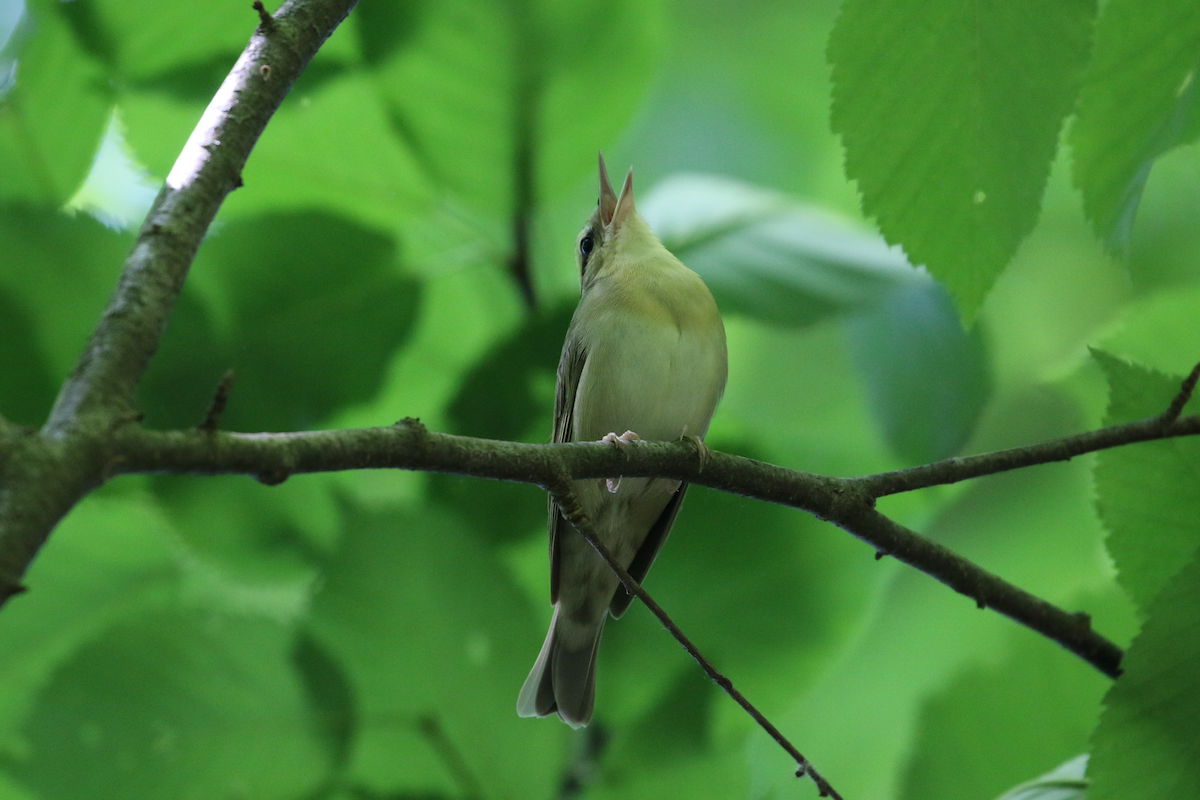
516 605 604 728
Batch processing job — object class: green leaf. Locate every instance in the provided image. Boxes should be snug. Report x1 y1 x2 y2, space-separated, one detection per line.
0 205 134 377
846 282 992 464
0 3 112 206
150 473 340 582
429 304 570 545
0 287 57 426
444 304 570 442
0 491 179 753
1092 351 1200 612
749 382 1117 798
292 629 357 773
84 0 254 79
994 755 1089 800
353 0 425 68
186 211 421 432
137 287 229 431
364 0 660 277
1070 0 1200 252
828 0 1095 318
7 609 334 800
640 173 924 328
899 616 1110 800
1089 548 1200 800
1094 283 1200 378
307 506 563 799
206 70 433 244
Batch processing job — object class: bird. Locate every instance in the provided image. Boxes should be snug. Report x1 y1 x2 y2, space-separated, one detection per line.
516 154 728 728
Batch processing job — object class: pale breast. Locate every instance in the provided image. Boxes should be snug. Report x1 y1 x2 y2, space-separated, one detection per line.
572 276 727 444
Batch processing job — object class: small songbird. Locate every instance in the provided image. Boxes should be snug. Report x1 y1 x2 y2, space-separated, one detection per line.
516 155 728 727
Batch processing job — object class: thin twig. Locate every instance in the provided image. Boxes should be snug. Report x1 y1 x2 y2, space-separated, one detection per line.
851 413 1200 498
1160 361 1200 424
416 715 485 800
252 0 274 27
546 474 843 800
507 73 539 309
198 369 236 432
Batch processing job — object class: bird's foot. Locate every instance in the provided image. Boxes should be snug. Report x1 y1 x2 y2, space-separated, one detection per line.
601 430 642 449
601 431 641 493
687 434 711 472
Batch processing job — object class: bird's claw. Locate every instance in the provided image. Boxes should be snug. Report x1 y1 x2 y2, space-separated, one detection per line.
601 431 640 493
601 430 642 449
687 434 710 472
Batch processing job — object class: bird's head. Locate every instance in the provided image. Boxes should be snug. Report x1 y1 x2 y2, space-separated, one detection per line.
575 153 656 291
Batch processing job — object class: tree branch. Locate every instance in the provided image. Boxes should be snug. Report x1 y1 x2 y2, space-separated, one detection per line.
851 412 1200 498
0 0 358 596
100 418 1129 677
546 475 843 799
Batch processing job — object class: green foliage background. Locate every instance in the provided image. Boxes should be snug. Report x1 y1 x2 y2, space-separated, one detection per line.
0 0 1198 798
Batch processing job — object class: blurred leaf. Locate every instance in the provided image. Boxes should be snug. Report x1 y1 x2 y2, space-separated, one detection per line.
846 281 992 464
0 3 111 206
125 49 242 102
0 492 179 753
599 464 867 730
584 745 747 800
293 628 358 773
444 303 569 441
209 70 433 241
616 660 713 768
8 609 334 800
429 304 569 544
307 506 563 799
750 382 1115 799
1092 351 1200 612
1124 144 1200 291
0 205 132 377
52 0 117 67
1095 283 1200 378
127 50 353 104
189 211 420 432
364 0 660 276
151 474 339 582
354 0 425 67
137 287 229 430
640 173 924 328
1089 548 1200 800
85 0 253 79
828 0 1095 318
994 755 1089 800
116 90 198 179
144 210 422 434
0 287 57 426
1070 0 1200 253
899 618 1109 800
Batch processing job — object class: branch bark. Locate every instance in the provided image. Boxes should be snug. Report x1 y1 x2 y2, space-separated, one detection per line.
0 0 358 596
85 414 1156 677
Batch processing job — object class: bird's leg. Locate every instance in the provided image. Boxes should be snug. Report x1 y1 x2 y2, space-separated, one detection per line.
601 430 641 492
678 426 710 472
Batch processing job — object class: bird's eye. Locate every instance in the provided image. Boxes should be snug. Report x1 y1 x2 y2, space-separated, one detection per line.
579 235 595 257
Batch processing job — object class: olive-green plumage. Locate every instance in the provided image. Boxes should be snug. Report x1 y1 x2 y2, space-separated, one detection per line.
517 155 727 727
